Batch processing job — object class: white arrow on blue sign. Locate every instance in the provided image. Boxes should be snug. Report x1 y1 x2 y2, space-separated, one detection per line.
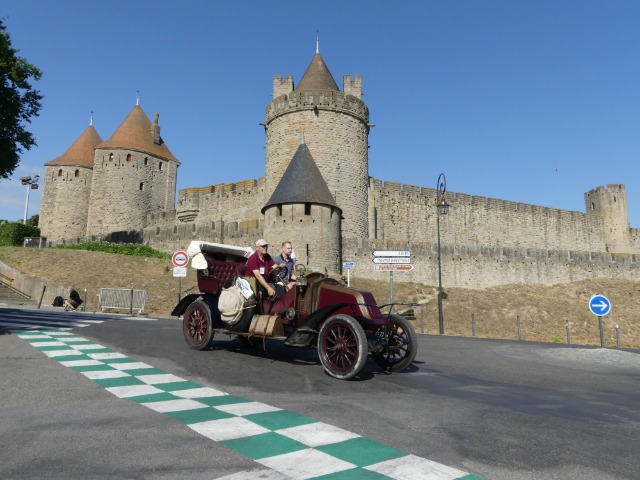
589 294 611 316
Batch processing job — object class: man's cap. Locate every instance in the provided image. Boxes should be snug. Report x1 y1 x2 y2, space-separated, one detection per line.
256 239 268 246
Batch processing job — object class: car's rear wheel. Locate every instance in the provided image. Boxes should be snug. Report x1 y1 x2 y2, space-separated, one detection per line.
372 314 417 372
183 300 214 350
318 314 367 380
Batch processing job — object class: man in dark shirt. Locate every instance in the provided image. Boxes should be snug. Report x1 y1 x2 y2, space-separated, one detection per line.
64 286 82 311
273 241 297 287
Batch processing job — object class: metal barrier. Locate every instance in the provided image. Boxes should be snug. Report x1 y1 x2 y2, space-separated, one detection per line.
97 288 147 314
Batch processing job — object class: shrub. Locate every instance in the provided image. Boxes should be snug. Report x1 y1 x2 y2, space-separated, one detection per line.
56 241 169 259
0 222 40 246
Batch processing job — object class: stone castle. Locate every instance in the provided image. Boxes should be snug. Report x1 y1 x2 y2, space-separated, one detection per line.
39 46 640 288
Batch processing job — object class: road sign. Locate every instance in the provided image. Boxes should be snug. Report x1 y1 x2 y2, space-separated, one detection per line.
372 257 411 264
173 266 187 278
343 262 355 269
172 251 189 267
589 294 611 316
372 250 410 257
374 264 414 271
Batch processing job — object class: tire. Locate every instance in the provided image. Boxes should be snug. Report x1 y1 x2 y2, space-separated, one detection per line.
225 302 255 333
183 300 214 350
318 314 367 380
372 314 418 372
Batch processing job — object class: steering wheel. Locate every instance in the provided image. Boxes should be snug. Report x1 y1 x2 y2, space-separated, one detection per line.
268 266 290 292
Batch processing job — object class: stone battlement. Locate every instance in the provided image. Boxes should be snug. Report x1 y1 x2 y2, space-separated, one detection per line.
266 90 368 123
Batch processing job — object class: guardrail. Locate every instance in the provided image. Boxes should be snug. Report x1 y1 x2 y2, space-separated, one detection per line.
0 272 31 299
97 288 147 314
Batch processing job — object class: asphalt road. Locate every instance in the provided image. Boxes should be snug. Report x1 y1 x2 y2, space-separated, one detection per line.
1 308 639 480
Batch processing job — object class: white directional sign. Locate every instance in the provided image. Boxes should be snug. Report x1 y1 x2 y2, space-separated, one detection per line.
173 266 187 278
373 257 411 264
589 294 611 316
373 251 410 257
343 262 355 269
374 264 414 271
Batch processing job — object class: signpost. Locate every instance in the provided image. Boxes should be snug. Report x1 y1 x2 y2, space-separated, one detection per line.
343 261 354 286
372 251 412 305
589 294 611 316
589 294 611 348
172 251 189 302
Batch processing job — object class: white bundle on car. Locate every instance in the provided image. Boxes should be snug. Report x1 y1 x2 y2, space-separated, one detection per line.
218 278 255 326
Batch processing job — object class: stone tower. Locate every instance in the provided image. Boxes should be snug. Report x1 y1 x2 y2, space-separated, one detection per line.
86 105 180 238
264 44 370 241
40 121 103 243
585 184 631 253
263 141 342 273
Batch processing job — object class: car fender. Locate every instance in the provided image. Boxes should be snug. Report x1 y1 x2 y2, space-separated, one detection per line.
171 293 203 317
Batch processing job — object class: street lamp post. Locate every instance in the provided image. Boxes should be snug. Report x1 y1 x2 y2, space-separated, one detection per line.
436 173 449 335
21 175 40 224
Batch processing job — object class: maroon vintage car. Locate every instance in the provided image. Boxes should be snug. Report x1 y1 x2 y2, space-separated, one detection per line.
171 241 417 380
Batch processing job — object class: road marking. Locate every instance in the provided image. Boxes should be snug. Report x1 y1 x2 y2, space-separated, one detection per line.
17 331 485 480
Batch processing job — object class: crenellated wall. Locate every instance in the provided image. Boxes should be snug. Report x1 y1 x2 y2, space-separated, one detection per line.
368 178 624 254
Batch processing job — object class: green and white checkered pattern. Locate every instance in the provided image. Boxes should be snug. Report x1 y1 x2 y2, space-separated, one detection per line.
18 330 485 480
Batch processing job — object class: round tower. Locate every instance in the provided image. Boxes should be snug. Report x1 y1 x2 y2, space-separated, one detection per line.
86 105 179 239
585 184 630 253
39 120 102 243
262 142 342 273
264 45 369 241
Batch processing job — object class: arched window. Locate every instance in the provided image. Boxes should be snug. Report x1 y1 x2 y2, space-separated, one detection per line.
139 182 144 191
74 170 80 177
159 161 163 171
109 153 114 161
57 169 62 177
126 154 132 163
144 157 148 166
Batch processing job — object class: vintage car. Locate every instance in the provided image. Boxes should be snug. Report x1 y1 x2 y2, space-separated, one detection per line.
171 241 417 380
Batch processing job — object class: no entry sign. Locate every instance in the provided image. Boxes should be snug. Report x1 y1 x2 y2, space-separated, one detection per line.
172 251 189 268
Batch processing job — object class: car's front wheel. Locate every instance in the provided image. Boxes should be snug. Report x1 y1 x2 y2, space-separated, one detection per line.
183 300 214 350
318 314 367 380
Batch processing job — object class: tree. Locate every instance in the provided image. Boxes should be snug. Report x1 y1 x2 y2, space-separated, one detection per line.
0 18 43 179
26 214 39 227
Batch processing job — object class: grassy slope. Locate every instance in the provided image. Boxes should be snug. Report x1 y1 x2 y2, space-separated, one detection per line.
1 247 639 348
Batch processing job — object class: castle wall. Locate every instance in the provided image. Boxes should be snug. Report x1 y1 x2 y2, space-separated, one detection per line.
39 165 93 243
343 239 640 290
369 178 611 253
265 90 369 240
86 149 177 237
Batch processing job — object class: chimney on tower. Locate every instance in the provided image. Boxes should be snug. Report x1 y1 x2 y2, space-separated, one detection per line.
152 113 161 145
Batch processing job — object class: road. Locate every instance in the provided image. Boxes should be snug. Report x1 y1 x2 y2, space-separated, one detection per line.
1 307 639 480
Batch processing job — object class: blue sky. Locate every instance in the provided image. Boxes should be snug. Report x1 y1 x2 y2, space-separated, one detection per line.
2 0 639 227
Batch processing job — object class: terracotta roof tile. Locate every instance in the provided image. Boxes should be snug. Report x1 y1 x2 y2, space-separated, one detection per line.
97 105 179 163
295 52 339 93
45 125 103 168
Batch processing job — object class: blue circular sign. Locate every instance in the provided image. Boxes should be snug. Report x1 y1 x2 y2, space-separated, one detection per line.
589 294 611 316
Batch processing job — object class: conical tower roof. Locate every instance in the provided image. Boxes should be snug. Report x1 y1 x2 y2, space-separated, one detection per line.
97 105 179 163
262 142 339 213
295 52 339 93
45 124 103 168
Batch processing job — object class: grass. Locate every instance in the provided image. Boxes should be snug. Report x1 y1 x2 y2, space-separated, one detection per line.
1 246 639 349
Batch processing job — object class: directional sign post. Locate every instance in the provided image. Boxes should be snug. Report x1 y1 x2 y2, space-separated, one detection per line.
372 251 411 305
343 261 354 287
589 294 611 348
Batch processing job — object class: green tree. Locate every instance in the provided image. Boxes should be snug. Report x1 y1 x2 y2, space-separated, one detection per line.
26 213 38 226
0 18 43 179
